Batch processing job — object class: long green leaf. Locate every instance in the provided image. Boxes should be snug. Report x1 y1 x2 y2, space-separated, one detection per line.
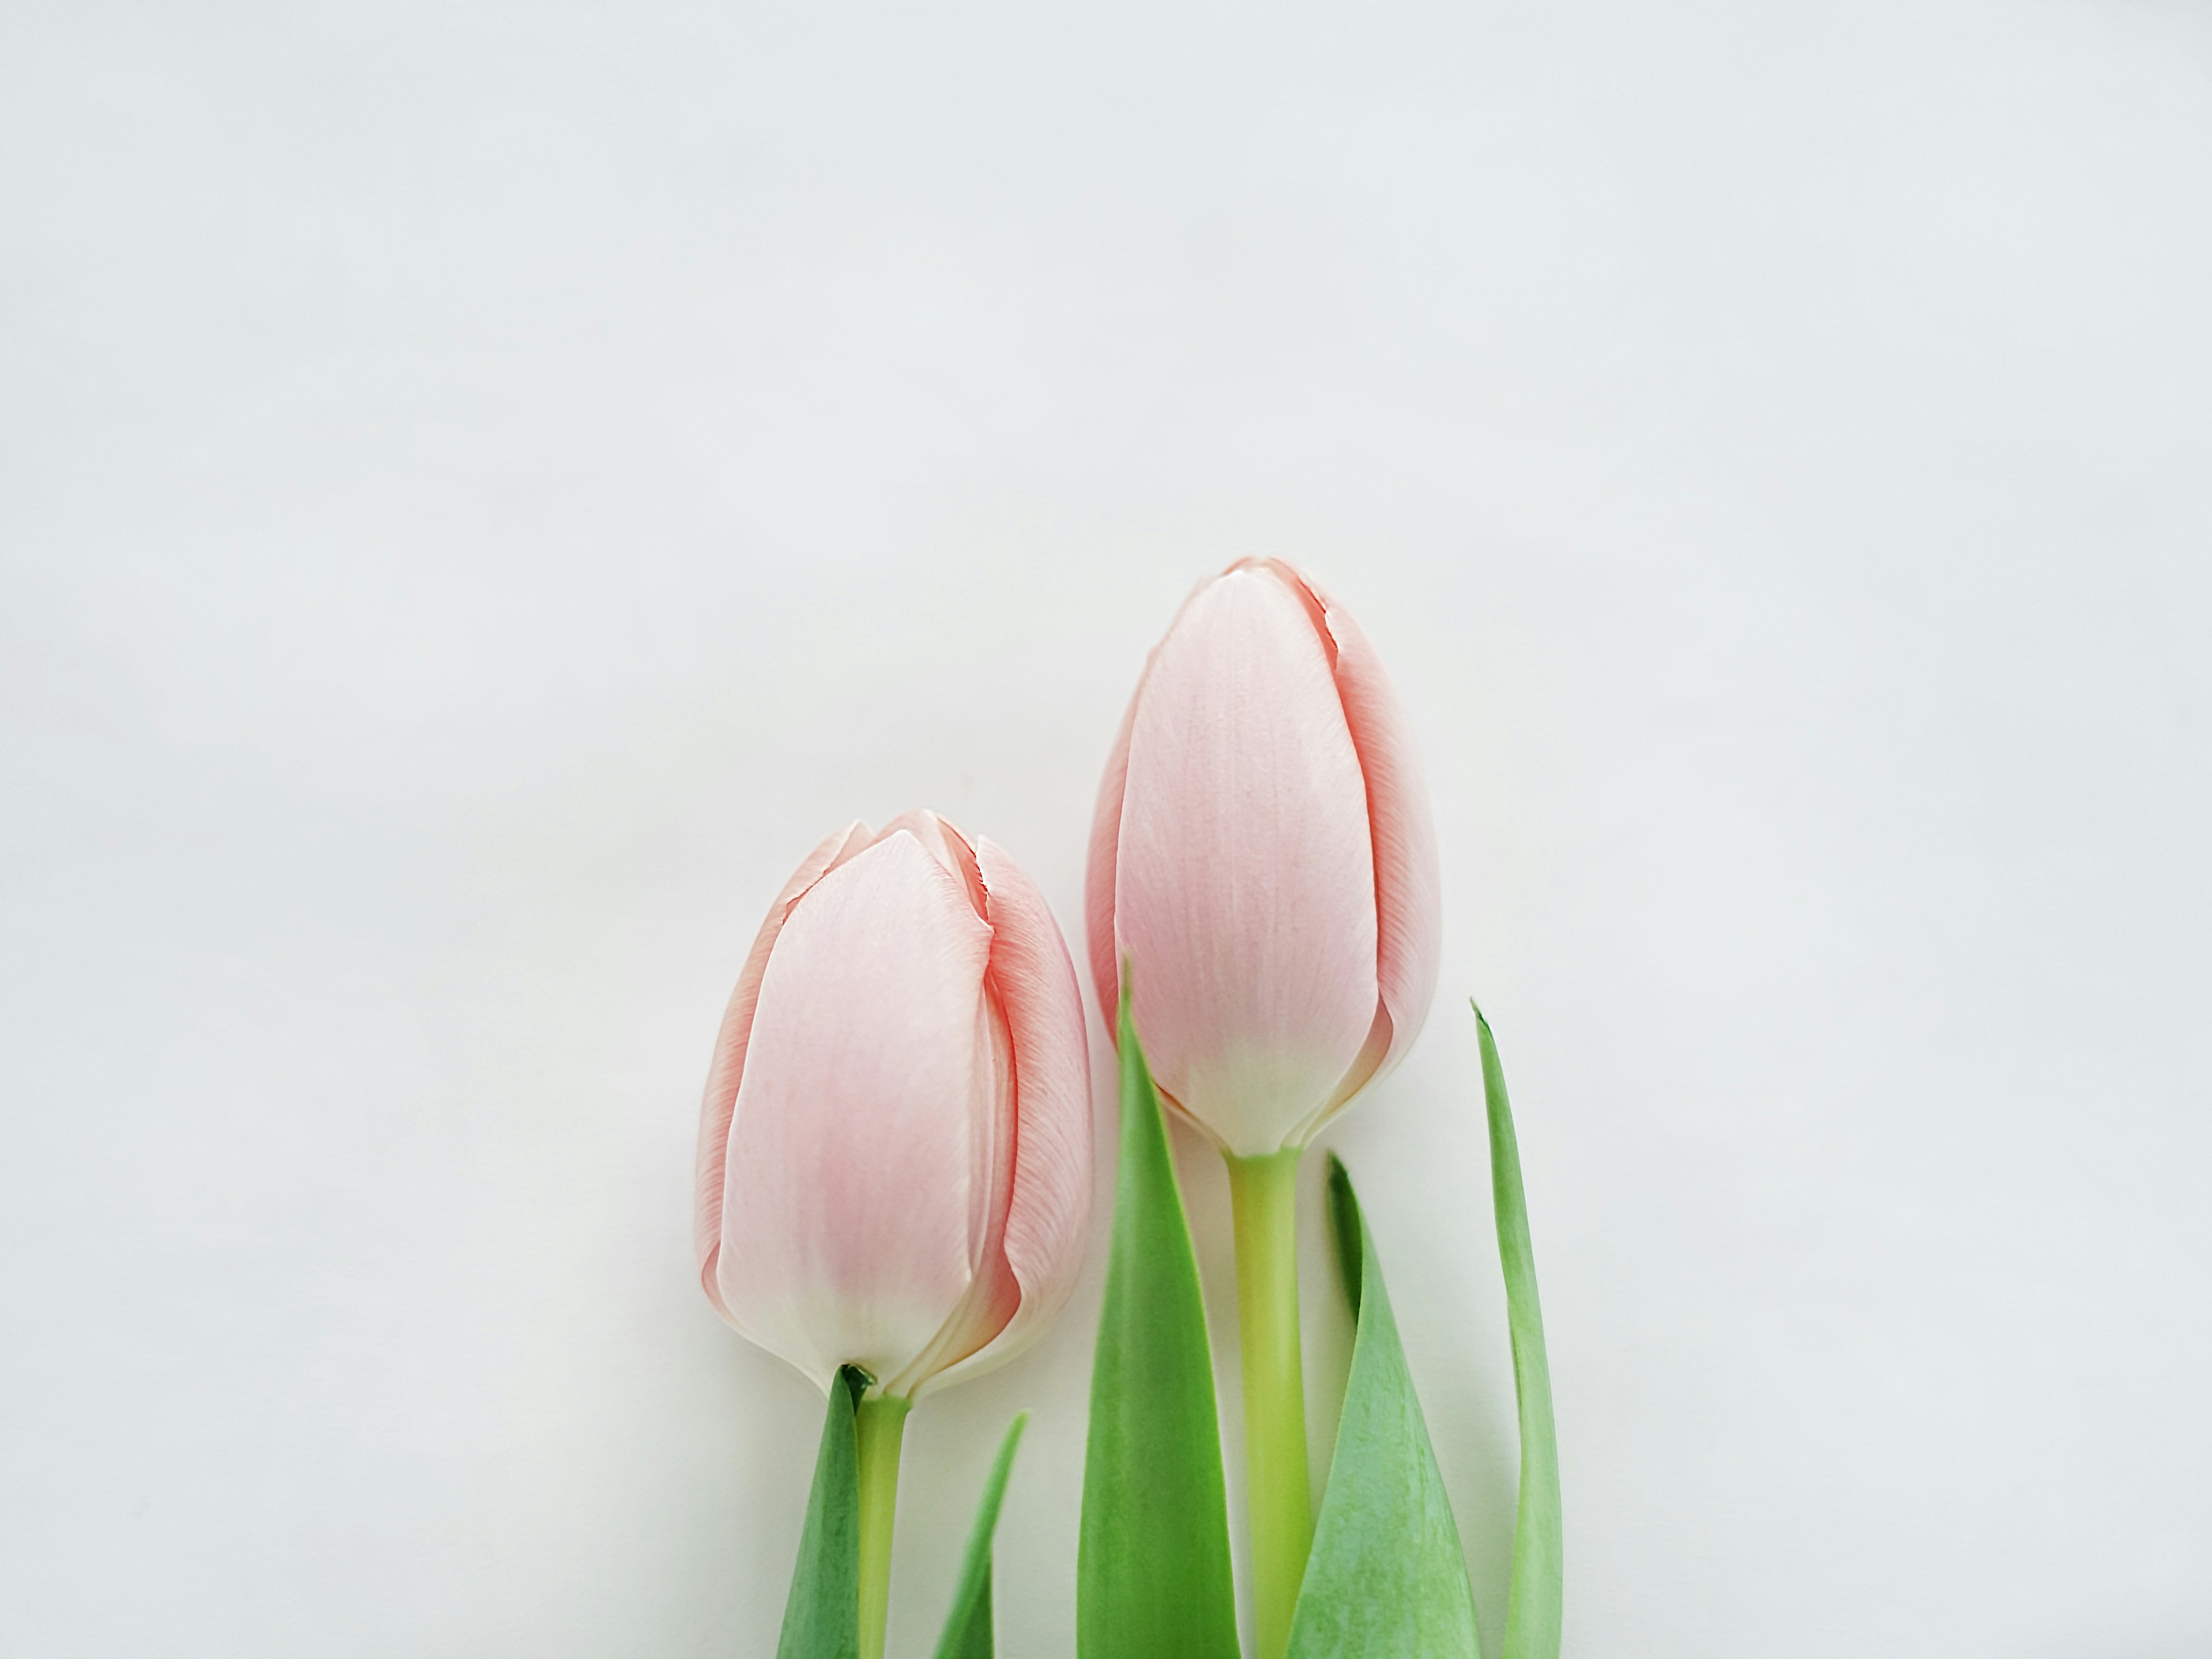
930 1412 1029 1659
1286 1158 1482 1659
777 1365 868 1659
1478 1005 1562 1659
1077 988 1241 1659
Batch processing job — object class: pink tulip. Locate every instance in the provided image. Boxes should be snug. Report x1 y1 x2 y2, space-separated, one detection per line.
694 810 1091 1400
1086 556 1441 1157
1088 558 1442 1659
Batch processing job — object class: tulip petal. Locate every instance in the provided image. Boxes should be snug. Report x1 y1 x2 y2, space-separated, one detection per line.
716 830 997 1391
878 808 991 921
924 838 1093 1393
1084 688 1140 1027
888 958 1018 1396
1114 565 1382 1156
695 820 871 1320
1300 566 1443 1093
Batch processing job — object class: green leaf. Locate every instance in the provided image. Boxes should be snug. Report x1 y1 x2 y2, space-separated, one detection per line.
1286 1158 1482 1659
1477 1005 1562 1659
777 1365 869 1659
930 1412 1029 1659
1077 988 1241 1659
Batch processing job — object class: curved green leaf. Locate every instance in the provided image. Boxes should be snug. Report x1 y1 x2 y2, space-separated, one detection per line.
777 1365 868 1659
1077 988 1241 1659
1286 1158 1481 1659
1477 1005 1562 1659
930 1412 1029 1659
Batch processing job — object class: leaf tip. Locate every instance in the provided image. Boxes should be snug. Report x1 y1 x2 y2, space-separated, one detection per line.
1324 1154 1365 1314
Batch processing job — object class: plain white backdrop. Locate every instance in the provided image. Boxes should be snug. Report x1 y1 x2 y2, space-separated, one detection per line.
4 2 2210 1655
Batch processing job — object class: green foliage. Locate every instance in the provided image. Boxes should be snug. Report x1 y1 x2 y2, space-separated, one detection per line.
777 1366 869 1659
1286 1160 1482 1659
766 998 1563 1659
1076 990 1241 1659
929 1412 1029 1659
1478 1006 1562 1659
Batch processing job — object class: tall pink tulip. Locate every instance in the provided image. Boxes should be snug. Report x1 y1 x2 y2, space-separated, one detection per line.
1086 558 1440 1659
1087 557 1441 1155
695 810 1090 1659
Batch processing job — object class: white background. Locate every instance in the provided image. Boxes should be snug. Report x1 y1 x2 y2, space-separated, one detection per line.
4 2 2209 1655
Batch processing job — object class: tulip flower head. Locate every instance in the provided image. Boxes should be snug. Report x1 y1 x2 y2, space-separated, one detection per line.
695 811 1090 1399
1087 559 1441 1158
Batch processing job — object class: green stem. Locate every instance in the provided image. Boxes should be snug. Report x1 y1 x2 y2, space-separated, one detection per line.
854 1392 911 1659
1226 1148 1312 1659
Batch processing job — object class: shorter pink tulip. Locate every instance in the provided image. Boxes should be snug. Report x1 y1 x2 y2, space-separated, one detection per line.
695 811 1091 1399
1087 557 1442 1156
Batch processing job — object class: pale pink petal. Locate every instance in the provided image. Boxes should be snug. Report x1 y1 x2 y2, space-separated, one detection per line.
922 837 1093 1393
886 974 1019 1395
714 831 995 1391
1115 564 1381 1156
1086 567 1231 1025
876 808 990 919
1084 688 1140 1025
694 820 869 1320
1294 565 1443 1094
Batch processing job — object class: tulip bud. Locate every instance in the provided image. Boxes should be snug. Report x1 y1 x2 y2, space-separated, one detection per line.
695 811 1091 1400
1086 558 1441 1157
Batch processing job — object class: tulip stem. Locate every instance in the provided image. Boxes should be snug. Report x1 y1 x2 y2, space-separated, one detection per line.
1226 1148 1313 1659
854 1391 910 1659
